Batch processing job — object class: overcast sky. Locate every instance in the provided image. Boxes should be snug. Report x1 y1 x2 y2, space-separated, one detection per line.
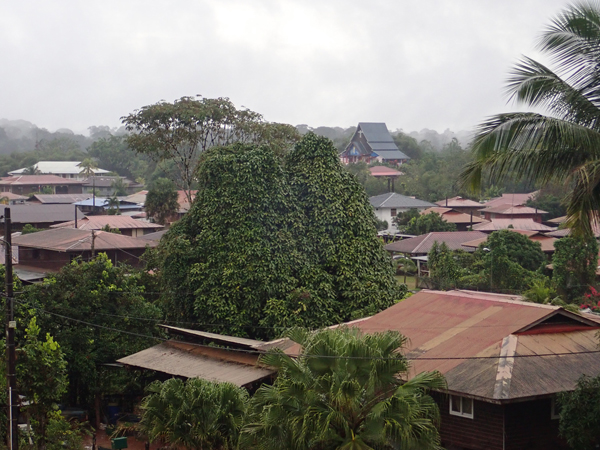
0 0 573 135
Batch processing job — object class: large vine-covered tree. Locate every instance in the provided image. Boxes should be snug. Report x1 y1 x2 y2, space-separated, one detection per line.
155 134 404 339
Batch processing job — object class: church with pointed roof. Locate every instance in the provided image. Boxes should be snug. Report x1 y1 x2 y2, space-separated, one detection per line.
340 122 410 166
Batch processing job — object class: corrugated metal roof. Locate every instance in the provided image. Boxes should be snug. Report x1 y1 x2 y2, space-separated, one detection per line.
13 227 158 251
137 230 167 241
29 194 92 204
369 193 435 209
8 161 109 176
435 196 483 208
0 192 28 201
462 230 557 253
0 175 85 185
473 219 556 232
372 149 410 160
4 204 84 224
384 231 488 254
51 215 162 230
160 325 265 349
117 340 275 386
353 290 600 401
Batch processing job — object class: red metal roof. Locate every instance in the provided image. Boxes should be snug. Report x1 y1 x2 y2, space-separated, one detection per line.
384 231 488 254
481 204 547 215
435 196 483 208
421 207 489 224
353 290 600 401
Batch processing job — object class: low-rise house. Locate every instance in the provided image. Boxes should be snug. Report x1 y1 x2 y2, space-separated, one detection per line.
370 193 435 234
72 197 142 215
1 204 84 232
480 204 547 223
340 123 410 166
481 191 539 209
435 196 484 215
349 290 600 450
368 166 404 191
27 194 92 204
12 228 157 270
51 215 163 237
0 192 28 205
473 218 556 233
462 229 558 255
420 207 489 231
384 231 488 257
0 175 85 195
8 161 109 179
82 176 143 196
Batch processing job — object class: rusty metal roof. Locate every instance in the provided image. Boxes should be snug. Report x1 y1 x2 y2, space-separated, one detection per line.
13 227 158 251
50 215 163 230
462 230 557 253
0 175 84 185
481 204 548 214
384 231 488 254
4 204 84 224
421 207 489 224
160 325 266 350
482 192 539 208
117 340 275 386
354 290 600 402
435 196 483 208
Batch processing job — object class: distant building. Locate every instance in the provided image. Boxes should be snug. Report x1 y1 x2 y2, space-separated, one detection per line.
420 207 489 231
435 196 483 215
8 161 110 179
1 204 85 232
480 204 547 223
51 215 163 237
82 176 143 196
0 175 85 195
340 123 410 166
72 197 142 215
369 193 435 234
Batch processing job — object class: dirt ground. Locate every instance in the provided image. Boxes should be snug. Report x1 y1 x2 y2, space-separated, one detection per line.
83 430 165 450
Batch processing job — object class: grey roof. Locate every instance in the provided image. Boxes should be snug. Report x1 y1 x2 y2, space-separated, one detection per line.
82 176 142 188
358 123 395 143
5 204 84 224
137 229 167 241
29 194 92 204
371 149 410 160
369 193 435 209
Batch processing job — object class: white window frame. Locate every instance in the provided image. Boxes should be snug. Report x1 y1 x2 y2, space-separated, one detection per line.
449 395 474 419
551 397 560 420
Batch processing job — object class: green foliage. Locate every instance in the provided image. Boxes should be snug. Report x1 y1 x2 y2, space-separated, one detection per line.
374 218 388 231
392 132 423 160
77 158 98 178
404 212 456 235
43 411 87 450
242 327 445 450
110 177 129 196
343 162 388 197
21 224 39 235
552 234 599 302
100 224 121 234
559 375 600 450
526 186 567 220
87 135 153 181
140 378 248 450
481 230 545 272
145 177 179 225
523 278 557 304
122 96 300 204
18 318 69 450
105 194 121 215
19 254 162 409
428 242 462 290
460 2 600 234
157 134 403 339
394 208 421 231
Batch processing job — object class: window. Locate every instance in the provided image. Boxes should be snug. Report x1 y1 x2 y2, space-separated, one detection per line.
450 395 474 419
551 397 561 420
390 208 397 217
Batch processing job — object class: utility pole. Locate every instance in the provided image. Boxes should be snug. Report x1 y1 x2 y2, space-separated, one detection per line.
91 230 96 259
4 207 18 450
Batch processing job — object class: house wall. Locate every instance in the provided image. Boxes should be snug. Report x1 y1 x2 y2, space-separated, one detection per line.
2 185 83 195
435 394 504 450
373 206 429 234
504 399 567 450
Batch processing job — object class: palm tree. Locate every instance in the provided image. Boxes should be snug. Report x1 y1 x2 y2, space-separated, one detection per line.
460 2 600 235
140 377 248 450
105 194 121 215
78 158 98 178
241 327 446 450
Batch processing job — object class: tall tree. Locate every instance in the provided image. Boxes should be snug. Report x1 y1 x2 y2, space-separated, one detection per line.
77 158 98 177
242 327 445 450
122 96 300 204
145 177 179 225
552 234 598 302
404 212 457 235
559 375 600 450
460 2 600 235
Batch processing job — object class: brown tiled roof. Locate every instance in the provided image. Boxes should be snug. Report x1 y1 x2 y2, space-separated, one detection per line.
481 204 547 215
435 196 483 208
421 207 488 224
353 290 600 401
0 175 85 185
482 192 539 208
384 231 488 254
117 340 274 386
50 215 163 231
13 228 157 252
473 219 555 232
